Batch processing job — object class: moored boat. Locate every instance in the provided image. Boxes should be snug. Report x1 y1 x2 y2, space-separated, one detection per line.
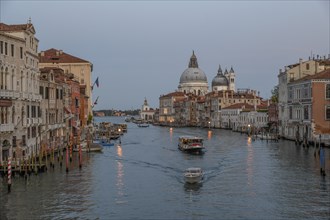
178 136 204 153
184 167 204 184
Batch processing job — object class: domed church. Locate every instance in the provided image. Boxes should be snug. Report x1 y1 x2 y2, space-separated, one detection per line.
178 51 209 96
211 65 236 92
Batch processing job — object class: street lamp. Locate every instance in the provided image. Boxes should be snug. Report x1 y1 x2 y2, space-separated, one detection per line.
208 121 211 129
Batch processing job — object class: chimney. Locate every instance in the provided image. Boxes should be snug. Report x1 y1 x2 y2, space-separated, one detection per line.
41 51 45 56
59 50 63 55
56 51 59 56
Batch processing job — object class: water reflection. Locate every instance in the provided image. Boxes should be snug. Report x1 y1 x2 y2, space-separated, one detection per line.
184 182 203 192
116 144 125 203
207 130 212 140
169 127 173 142
117 144 123 158
246 137 255 194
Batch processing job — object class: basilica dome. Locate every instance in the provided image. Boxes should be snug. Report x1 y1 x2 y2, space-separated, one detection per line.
178 51 208 96
179 67 208 84
212 65 229 87
179 51 208 84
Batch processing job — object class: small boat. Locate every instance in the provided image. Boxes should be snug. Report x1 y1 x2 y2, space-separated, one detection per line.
98 139 114 147
137 123 149 128
73 145 103 152
184 167 204 184
178 136 204 153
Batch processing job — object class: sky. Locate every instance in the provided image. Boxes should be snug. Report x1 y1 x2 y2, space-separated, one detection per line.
1 1 329 110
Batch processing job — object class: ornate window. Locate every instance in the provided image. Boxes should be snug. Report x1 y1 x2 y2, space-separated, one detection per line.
326 106 330 120
326 84 330 99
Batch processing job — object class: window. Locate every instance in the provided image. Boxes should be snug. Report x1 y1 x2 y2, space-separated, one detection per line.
11 44 14 57
27 105 30 118
289 73 294 82
12 136 17 147
289 106 292 119
326 84 330 99
306 63 310 70
4 42 8 55
304 106 309 120
39 86 44 97
0 41 3 54
45 87 49 99
326 106 330 120
22 135 26 146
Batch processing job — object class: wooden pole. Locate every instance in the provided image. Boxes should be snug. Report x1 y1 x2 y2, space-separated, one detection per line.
66 145 69 173
7 158 11 193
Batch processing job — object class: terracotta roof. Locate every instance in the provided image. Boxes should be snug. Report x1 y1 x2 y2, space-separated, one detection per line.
39 48 90 63
289 69 330 83
160 91 185 98
0 23 35 32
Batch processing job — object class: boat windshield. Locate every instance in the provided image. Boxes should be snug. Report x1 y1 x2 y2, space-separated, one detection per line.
180 137 203 144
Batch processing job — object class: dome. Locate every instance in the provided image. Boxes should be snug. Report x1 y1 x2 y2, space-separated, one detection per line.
179 51 208 84
212 65 229 87
179 67 208 84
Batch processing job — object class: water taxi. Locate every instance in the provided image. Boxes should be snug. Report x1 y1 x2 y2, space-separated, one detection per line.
184 167 204 184
178 136 204 153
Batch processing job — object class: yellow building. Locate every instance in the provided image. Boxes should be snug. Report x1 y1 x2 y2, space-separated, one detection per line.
38 48 93 120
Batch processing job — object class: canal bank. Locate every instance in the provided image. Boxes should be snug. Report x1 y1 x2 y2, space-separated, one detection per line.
1 116 329 220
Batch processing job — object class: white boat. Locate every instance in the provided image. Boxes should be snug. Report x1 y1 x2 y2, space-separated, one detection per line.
178 136 204 153
184 167 204 184
137 123 149 128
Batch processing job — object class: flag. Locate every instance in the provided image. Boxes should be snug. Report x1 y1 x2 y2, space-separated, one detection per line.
93 96 99 106
91 77 99 91
95 77 99 87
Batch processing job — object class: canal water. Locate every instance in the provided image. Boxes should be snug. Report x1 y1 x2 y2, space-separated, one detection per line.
1 116 329 220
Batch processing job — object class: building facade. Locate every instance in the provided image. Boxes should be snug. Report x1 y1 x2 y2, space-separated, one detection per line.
39 48 93 123
140 98 155 121
278 56 330 144
0 21 41 162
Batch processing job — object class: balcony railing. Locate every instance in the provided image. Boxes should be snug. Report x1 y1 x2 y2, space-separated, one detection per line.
0 124 14 132
0 90 13 98
22 93 29 100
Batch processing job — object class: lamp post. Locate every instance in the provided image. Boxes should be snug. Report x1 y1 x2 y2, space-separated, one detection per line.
208 121 211 130
248 124 251 136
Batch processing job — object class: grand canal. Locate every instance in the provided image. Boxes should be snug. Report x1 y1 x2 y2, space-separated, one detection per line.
1 116 329 219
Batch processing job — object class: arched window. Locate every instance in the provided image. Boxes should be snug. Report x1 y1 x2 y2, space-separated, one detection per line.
4 67 8 90
0 66 3 89
11 69 15 91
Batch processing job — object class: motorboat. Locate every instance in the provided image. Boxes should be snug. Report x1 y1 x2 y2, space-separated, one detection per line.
184 167 204 184
178 136 204 153
137 123 149 128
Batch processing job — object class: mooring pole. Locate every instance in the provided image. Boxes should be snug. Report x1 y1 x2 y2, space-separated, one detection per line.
8 158 11 193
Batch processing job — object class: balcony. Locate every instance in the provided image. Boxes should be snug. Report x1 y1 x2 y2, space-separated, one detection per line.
0 90 13 99
22 93 29 100
0 123 14 132
33 94 42 101
13 91 20 99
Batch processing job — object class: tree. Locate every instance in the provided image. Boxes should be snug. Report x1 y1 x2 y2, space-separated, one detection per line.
271 85 279 103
